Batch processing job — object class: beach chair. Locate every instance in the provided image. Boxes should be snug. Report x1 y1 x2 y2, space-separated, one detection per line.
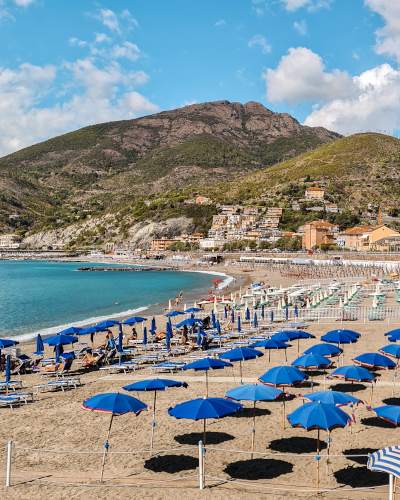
0 380 23 392
34 377 81 393
149 362 185 374
0 396 21 409
37 358 73 379
6 392 34 404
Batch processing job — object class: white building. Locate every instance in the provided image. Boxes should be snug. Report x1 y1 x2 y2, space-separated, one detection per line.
199 238 227 249
0 234 21 248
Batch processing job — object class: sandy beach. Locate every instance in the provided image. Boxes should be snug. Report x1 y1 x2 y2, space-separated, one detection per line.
1 265 399 500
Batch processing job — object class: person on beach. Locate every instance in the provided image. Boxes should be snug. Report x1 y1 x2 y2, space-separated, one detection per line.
126 327 137 346
179 291 183 299
174 297 179 307
36 362 65 373
82 352 101 365
181 325 188 346
95 334 109 350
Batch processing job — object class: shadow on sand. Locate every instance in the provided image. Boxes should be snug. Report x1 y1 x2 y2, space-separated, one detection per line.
144 454 198 473
174 431 235 445
224 458 293 480
269 436 327 454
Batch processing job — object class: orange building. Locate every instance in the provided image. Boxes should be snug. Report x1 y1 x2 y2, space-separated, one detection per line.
305 187 325 200
302 221 339 250
151 238 177 251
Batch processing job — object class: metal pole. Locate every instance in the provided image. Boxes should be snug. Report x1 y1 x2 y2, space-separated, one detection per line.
6 440 12 487
198 441 204 490
390 473 394 500
100 413 113 482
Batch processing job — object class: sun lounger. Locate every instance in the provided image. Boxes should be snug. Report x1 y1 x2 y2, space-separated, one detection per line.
99 362 137 375
34 358 73 378
149 362 185 374
0 380 23 391
34 377 81 393
0 396 21 409
6 392 34 404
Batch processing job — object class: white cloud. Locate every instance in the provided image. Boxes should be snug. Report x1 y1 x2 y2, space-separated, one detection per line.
304 63 400 134
69 37 87 47
364 1 400 62
280 0 333 11
248 35 271 54
352 51 359 59
180 100 197 107
0 8 15 21
121 9 139 27
263 47 353 105
252 7 264 16
94 33 111 44
95 8 121 34
12 0 36 5
111 41 140 61
0 59 158 156
215 19 225 25
293 20 307 35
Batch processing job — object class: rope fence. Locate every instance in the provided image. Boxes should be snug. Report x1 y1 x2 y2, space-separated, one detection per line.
0 441 393 494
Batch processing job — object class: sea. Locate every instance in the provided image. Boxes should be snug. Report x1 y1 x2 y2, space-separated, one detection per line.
0 260 228 342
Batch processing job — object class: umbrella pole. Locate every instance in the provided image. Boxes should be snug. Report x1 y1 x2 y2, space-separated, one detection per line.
316 429 320 496
323 370 326 391
282 393 286 430
393 372 397 397
369 384 373 406
240 361 243 385
100 413 114 482
203 419 206 446
206 371 209 397
298 338 299 354
268 350 271 368
326 430 330 476
251 401 256 459
150 391 156 456
351 381 353 396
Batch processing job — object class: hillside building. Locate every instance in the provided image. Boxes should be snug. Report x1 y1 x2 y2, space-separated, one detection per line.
243 207 261 215
0 234 21 248
305 187 325 200
195 196 211 205
302 221 339 250
267 207 283 216
361 225 399 251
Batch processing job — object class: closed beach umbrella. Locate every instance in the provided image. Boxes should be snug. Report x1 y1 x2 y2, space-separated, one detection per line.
353 353 396 370
96 320 120 328
183 358 232 396
211 310 216 329
123 379 187 455
224 306 227 319
225 383 283 458
261 304 264 318
151 317 156 336
253 313 258 328
196 326 202 346
118 324 123 353
231 310 235 323
216 320 221 337
165 322 172 351
294 303 298 316
5 355 10 383
237 315 241 333
271 310 274 323
220 347 263 384
35 334 44 355
143 326 147 349
168 397 243 444
304 343 342 358
82 393 147 481
246 308 250 321
58 327 83 335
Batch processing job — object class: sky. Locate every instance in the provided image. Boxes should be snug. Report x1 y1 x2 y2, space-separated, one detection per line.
0 0 400 156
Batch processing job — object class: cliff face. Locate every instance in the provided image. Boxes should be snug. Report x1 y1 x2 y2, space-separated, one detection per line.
24 215 194 250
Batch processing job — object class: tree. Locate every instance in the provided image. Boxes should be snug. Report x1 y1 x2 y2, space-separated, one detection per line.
258 240 272 250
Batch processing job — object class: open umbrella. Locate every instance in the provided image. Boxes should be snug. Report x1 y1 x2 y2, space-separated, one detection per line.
0 339 18 348
219 347 263 384
175 318 203 328
123 316 147 325
123 379 187 455
304 343 342 358
211 279 223 283
329 365 375 399
82 393 147 481
164 311 184 317
251 338 290 366
353 353 396 370
225 383 283 458
96 320 120 328
183 358 233 396
291 354 332 391
321 330 357 365
168 397 243 444
379 344 400 359
286 400 351 492
58 327 83 335
43 334 78 346
369 405 400 426
299 390 363 407
184 308 202 313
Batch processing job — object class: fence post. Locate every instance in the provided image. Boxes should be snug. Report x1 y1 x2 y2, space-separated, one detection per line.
198 440 204 490
6 440 12 487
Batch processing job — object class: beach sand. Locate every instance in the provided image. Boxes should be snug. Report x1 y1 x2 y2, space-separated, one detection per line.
0 266 398 499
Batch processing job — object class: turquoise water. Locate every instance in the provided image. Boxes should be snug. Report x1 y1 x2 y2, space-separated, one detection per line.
0 261 222 341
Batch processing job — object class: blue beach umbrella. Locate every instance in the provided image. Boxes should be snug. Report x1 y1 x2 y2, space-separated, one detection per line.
175 318 203 328
35 334 44 355
55 344 61 363
80 326 103 335
285 305 288 320
246 307 250 321
271 310 274 323
96 320 120 329
0 339 19 348
196 326 202 347
123 316 147 325
369 406 400 426
143 327 147 349
259 366 308 387
253 313 258 328
292 354 332 370
231 310 235 323
151 317 156 336
224 306 227 319
329 365 374 395
168 397 243 444
183 358 233 395
385 329 400 337
211 310 216 329
379 345 400 360
43 334 78 346
165 311 184 317
220 347 263 383
58 327 83 335
82 392 148 481
353 352 396 370
225 383 284 458
286 401 350 457
294 303 298 316
304 343 342 358
165 322 172 351
184 308 202 313
261 304 264 318
299 390 363 407
237 315 241 333
123 378 187 454
216 320 221 337
118 324 123 353
251 338 290 365
321 331 357 344
5 355 10 383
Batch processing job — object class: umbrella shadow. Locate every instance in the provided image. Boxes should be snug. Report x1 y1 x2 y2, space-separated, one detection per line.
230 407 271 418
144 454 198 474
224 458 292 480
361 416 396 428
341 447 379 466
334 464 387 487
382 397 400 405
174 431 235 445
328 383 367 394
269 436 327 454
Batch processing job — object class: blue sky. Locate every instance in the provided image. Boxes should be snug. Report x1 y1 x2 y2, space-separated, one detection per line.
0 0 399 155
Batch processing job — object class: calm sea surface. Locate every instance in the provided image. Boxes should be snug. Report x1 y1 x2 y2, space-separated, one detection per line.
0 260 222 341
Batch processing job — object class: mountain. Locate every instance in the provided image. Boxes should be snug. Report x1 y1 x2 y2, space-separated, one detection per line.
0 100 340 234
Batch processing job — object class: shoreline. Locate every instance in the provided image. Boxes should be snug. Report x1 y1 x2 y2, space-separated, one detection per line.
8 262 238 345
